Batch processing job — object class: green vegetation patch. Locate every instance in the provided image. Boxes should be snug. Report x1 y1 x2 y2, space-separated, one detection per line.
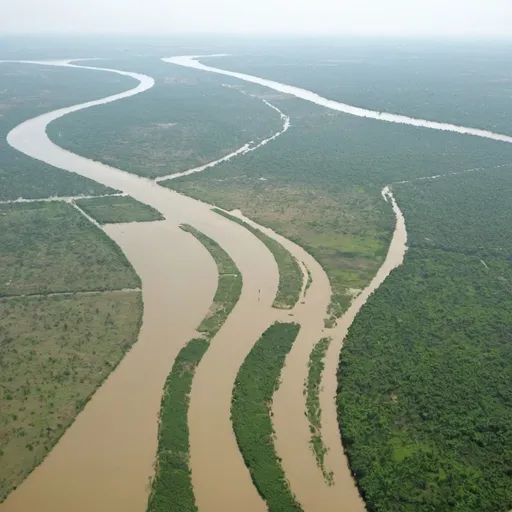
75 195 164 224
0 291 142 502
212 208 302 309
338 166 512 511
147 225 242 512
0 201 140 296
305 337 333 484
232 322 302 512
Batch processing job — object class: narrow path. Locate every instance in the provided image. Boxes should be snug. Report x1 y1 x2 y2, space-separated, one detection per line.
0 60 280 512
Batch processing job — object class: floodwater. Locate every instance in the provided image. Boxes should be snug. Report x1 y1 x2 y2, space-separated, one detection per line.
1 61 279 512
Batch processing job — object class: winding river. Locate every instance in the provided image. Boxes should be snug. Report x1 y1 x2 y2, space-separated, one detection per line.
0 60 281 512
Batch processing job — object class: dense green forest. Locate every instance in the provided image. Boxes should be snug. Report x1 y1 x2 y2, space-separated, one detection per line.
202 43 512 134
338 165 512 511
48 59 283 178
0 63 129 200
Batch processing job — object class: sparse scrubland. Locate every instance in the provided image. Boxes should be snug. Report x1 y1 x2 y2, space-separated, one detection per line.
305 337 333 483
0 291 142 502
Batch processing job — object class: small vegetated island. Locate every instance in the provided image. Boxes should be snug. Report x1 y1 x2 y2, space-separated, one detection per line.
0 63 166 502
232 322 303 512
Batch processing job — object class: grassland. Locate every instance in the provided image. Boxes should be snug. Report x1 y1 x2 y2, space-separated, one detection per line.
305 337 333 484
0 62 125 200
75 195 164 224
232 322 302 512
211 208 302 309
338 165 512 511
147 224 242 512
0 291 142 502
0 201 140 297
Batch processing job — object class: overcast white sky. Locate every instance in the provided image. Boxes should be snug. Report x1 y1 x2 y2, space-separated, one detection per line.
2 0 512 38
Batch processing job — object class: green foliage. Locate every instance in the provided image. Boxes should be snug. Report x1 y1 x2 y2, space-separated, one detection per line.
211 208 302 309
148 225 242 512
0 291 142 502
75 195 163 224
180 224 243 337
232 322 302 512
0 201 140 296
338 166 512 511
0 63 123 200
147 338 207 512
305 337 333 484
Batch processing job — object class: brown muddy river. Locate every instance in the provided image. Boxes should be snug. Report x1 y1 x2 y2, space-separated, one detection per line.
2 59 409 512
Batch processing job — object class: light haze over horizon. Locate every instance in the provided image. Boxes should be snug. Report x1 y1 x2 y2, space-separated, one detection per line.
2 0 511 38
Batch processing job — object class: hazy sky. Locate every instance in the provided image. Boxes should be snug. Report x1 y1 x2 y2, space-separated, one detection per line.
2 0 512 37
